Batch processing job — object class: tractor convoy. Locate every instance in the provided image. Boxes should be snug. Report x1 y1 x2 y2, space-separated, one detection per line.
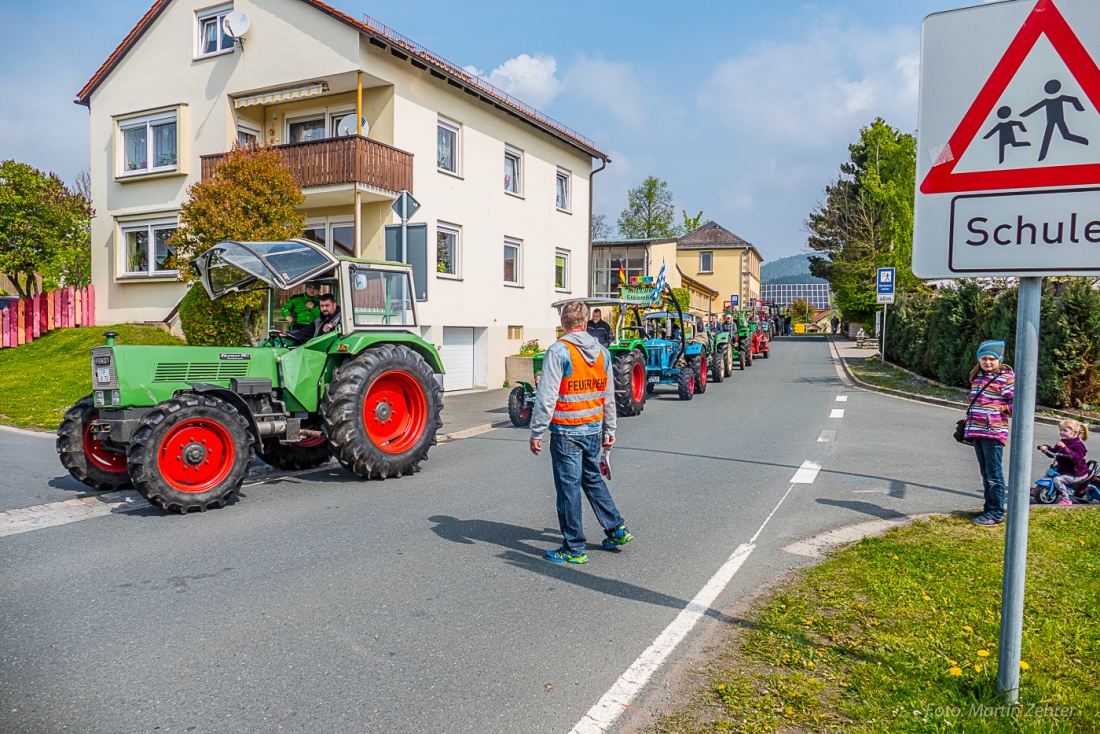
57 240 779 514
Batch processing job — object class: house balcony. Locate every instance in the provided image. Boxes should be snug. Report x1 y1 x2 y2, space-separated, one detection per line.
200 136 413 205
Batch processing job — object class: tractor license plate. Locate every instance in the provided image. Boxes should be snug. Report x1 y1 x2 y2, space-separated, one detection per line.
96 368 111 384
648 376 659 383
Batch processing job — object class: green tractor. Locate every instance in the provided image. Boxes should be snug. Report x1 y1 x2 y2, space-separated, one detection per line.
56 239 445 513
506 297 650 427
692 312 732 383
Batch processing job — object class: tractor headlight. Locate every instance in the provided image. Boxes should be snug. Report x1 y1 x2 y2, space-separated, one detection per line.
94 391 106 407
111 390 121 407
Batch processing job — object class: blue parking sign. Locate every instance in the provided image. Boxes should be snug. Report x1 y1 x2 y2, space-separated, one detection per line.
730 294 739 307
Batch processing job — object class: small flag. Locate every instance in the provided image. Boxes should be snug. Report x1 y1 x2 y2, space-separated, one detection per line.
649 260 666 307
618 262 626 285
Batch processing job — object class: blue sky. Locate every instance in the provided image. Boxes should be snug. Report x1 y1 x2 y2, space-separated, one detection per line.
0 0 971 260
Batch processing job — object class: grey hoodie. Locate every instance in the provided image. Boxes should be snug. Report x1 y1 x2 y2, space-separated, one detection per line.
529 331 617 439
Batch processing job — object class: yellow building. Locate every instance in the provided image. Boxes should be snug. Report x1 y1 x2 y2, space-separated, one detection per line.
678 270 719 315
676 221 763 311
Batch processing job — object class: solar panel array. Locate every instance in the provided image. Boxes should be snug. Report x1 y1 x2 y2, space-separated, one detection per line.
761 283 833 309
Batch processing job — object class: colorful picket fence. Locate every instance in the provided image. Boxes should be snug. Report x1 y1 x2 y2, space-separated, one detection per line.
0 285 95 349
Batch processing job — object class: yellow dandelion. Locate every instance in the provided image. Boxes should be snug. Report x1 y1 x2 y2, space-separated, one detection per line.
948 666 963 676
1019 661 1030 671
922 594 931 601
881 674 889 681
785 707 793 715
1080 540 1085 546
717 683 726 691
962 626 973 633
977 649 990 658
808 661 816 669
948 659 958 666
892 555 899 560
974 664 982 672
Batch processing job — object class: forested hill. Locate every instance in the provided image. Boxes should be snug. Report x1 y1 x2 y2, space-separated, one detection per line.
761 254 827 285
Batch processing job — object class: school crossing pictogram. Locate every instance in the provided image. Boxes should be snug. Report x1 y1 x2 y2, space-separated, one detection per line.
920 0 1100 194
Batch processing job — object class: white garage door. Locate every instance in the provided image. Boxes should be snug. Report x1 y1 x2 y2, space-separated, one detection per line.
442 327 475 391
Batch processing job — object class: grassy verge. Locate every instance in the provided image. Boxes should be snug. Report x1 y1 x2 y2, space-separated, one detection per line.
0 325 183 430
651 511 1099 733
846 355 969 404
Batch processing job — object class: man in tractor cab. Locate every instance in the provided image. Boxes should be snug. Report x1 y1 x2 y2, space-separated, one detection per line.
529 300 631 565
312 293 342 338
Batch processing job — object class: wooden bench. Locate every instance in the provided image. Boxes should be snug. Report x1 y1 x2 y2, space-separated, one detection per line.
855 335 879 349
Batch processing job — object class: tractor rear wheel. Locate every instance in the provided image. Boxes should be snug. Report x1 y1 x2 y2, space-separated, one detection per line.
56 395 131 491
127 395 253 513
614 351 646 417
723 347 732 377
322 344 443 480
508 386 532 427
691 355 707 394
677 364 695 400
737 348 746 370
258 426 331 471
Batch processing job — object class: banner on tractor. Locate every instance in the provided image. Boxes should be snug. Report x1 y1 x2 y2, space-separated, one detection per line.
621 286 656 304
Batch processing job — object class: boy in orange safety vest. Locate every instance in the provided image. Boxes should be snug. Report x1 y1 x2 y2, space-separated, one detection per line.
529 300 632 564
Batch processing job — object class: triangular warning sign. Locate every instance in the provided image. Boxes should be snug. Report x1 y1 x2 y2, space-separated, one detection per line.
921 0 1100 194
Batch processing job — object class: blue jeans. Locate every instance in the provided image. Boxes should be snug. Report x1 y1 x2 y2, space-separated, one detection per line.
973 438 1006 520
549 432 624 553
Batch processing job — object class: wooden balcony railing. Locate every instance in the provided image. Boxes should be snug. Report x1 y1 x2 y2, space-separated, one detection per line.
200 136 413 193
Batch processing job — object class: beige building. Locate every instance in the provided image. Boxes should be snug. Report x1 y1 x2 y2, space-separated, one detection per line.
676 222 763 311
76 0 608 390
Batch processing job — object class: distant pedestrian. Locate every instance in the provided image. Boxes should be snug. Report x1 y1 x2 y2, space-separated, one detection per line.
586 308 614 348
965 341 1015 526
1037 419 1089 506
784 315 792 336
529 300 631 564
830 315 839 334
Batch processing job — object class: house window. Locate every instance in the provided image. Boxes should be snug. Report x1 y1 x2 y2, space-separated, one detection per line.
120 219 178 276
555 249 570 291
287 116 326 143
700 251 714 273
197 5 234 57
504 146 522 196
236 121 260 148
590 246 646 298
119 112 177 175
302 218 355 257
436 223 459 277
504 239 522 286
508 325 523 340
556 169 571 211
438 117 460 174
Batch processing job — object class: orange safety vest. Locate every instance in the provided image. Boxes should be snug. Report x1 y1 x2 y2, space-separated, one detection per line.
552 342 608 427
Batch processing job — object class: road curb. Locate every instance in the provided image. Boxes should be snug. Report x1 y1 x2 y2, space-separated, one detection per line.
437 419 512 443
827 337 1063 426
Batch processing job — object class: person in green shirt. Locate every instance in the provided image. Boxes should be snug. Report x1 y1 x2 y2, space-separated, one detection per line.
281 282 321 341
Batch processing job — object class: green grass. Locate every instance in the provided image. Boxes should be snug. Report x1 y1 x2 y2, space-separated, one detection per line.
848 355 969 404
651 511 1100 733
0 325 183 430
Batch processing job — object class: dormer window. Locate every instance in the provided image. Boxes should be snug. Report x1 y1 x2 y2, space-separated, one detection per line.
197 4 234 58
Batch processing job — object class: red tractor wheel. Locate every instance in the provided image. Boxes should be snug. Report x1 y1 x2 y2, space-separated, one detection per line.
613 350 646 417
56 395 131 491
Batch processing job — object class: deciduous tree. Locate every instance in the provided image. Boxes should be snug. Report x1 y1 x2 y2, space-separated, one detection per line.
617 176 677 239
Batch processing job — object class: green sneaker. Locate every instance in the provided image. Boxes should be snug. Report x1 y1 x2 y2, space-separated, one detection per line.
545 547 588 564
602 524 633 550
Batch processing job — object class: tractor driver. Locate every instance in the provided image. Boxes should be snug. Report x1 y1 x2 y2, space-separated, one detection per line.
282 281 322 342
312 293 342 337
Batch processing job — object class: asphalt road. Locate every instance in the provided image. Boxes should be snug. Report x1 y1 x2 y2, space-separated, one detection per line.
1 336 1003 733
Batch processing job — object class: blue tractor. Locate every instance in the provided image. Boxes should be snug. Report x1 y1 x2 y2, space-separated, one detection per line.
630 286 709 400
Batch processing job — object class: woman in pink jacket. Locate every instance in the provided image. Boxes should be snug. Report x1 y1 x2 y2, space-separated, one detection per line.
965 340 1015 526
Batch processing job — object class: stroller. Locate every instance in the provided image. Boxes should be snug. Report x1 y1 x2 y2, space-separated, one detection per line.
1031 451 1099 505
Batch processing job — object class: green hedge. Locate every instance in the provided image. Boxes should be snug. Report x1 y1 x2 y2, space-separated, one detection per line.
178 286 267 347
885 279 1100 409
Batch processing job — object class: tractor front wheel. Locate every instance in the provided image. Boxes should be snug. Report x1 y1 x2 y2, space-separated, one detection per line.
677 365 695 400
508 386 532 427
322 344 443 480
127 395 253 513
710 349 724 383
614 351 646 417
56 395 131 491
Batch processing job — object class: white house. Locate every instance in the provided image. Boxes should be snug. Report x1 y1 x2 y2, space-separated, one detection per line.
76 0 609 390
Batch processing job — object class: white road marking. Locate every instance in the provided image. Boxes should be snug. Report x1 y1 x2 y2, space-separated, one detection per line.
570 480 803 733
835 395 848 402
830 408 845 418
0 492 146 537
818 430 836 442
852 489 888 494
790 460 822 484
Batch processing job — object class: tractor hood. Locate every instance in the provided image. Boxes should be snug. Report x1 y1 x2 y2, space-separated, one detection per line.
191 239 339 300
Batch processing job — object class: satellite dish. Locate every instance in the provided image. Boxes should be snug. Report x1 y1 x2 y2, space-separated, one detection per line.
336 114 368 137
222 11 251 39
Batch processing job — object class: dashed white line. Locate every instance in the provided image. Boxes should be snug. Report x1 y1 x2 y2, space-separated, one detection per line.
818 430 837 442
830 408 845 418
835 395 848 402
790 460 822 484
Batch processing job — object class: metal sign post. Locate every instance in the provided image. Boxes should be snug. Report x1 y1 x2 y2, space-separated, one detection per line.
913 0 1100 703
876 268 895 361
390 190 421 263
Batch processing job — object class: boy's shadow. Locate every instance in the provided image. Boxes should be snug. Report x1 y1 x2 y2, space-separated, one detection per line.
428 515 561 556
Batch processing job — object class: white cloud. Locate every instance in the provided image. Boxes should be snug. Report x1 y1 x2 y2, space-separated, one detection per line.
561 56 653 132
472 53 562 109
